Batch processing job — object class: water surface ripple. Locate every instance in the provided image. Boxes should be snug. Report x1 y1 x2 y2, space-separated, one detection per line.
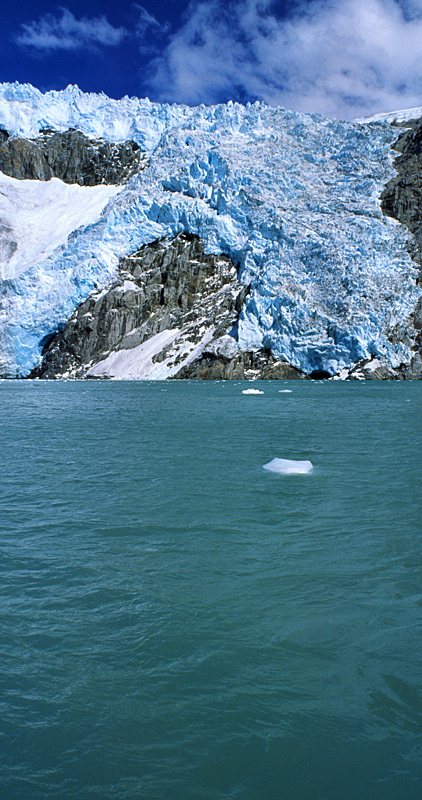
1 380 421 799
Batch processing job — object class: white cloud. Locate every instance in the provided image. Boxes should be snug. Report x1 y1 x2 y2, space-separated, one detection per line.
145 0 422 118
134 4 170 56
16 7 128 51
134 4 164 38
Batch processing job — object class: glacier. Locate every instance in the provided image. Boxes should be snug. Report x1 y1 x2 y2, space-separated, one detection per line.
0 82 420 378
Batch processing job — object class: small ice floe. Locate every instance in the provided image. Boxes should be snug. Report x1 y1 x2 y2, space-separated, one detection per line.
263 458 313 475
242 388 264 394
279 389 292 393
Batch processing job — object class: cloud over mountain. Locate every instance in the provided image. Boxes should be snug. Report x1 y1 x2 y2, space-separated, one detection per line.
146 0 422 119
16 7 128 52
11 1 422 119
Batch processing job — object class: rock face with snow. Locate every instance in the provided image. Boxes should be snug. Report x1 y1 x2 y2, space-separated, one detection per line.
177 343 304 380
30 229 304 381
0 82 422 380
0 127 146 185
30 233 243 379
381 118 422 267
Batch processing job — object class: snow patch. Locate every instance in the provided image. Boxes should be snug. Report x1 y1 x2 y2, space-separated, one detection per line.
356 107 422 124
0 173 121 280
85 329 181 380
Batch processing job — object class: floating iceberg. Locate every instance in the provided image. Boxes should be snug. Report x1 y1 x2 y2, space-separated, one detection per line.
263 458 313 474
242 388 264 394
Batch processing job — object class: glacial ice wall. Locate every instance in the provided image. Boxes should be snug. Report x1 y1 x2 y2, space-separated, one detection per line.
0 82 420 377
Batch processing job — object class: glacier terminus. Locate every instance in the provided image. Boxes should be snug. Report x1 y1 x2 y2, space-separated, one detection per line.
0 82 421 380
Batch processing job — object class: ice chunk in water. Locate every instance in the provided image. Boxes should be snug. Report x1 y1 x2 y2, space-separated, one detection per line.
263 458 313 474
279 389 292 393
242 389 264 394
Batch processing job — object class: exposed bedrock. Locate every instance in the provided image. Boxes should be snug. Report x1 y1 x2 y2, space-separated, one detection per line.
30 233 241 378
30 232 305 380
381 119 422 269
176 348 304 380
0 128 147 185
341 351 422 380
380 119 422 379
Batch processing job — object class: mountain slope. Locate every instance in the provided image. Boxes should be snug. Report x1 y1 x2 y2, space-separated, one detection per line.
0 83 421 379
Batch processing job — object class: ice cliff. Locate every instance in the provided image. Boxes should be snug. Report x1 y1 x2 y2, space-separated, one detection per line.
0 81 421 379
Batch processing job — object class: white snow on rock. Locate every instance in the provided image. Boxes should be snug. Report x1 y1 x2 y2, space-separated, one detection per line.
263 458 313 474
355 107 422 125
84 321 218 381
0 83 421 377
85 329 182 380
0 173 121 280
203 334 239 360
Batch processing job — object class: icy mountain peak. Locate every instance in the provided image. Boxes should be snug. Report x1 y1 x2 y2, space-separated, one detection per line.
356 106 422 124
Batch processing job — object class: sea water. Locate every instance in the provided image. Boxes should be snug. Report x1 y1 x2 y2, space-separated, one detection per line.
0 379 421 800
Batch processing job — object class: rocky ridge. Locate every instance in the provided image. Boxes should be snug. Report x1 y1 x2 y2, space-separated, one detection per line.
30 233 265 379
381 118 422 268
0 127 146 185
30 229 304 380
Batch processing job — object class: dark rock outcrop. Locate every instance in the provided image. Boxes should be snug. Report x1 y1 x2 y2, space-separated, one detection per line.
30 233 243 378
0 223 17 261
176 348 304 380
30 231 307 380
343 354 422 380
381 119 422 269
0 129 147 185
380 119 422 379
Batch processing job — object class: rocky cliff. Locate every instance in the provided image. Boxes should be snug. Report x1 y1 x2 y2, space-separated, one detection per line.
29 228 304 380
30 233 258 380
0 127 146 185
372 118 422 380
381 118 422 268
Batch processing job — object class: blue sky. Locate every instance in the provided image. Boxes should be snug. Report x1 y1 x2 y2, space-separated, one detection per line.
2 1 422 118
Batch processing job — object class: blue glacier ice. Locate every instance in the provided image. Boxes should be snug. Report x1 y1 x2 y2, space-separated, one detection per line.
0 82 420 377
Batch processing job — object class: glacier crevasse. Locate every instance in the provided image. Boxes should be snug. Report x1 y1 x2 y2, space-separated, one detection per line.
0 82 420 377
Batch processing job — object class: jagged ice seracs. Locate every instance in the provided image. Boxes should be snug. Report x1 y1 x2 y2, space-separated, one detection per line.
0 82 420 377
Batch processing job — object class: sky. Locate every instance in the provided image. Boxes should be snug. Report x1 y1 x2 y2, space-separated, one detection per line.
2 0 422 119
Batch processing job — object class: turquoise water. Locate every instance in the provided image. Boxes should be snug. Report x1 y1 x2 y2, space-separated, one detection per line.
1 379 422 800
